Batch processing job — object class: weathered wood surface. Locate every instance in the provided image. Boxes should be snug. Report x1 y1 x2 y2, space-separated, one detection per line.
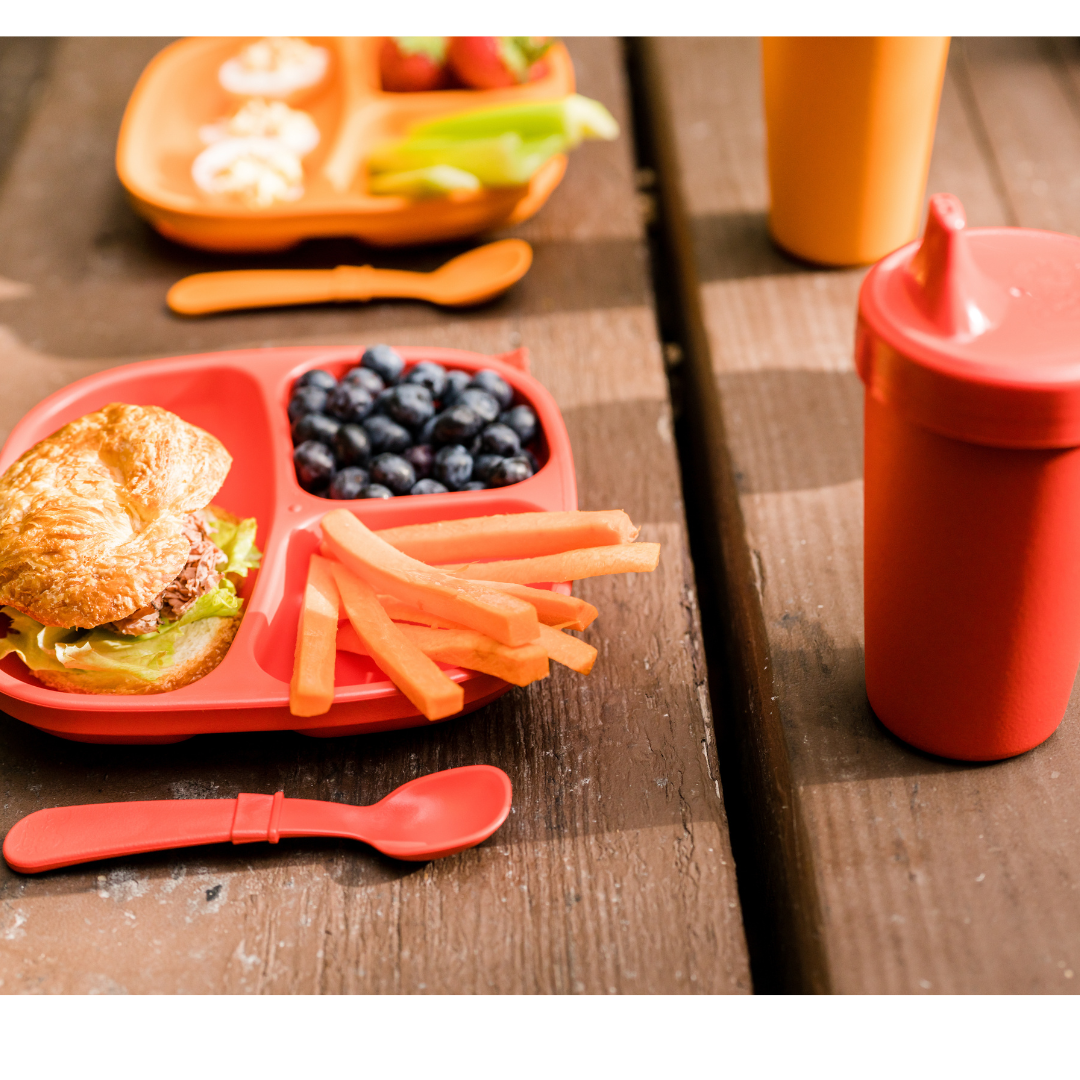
0 38 749 994
642 36 1080 993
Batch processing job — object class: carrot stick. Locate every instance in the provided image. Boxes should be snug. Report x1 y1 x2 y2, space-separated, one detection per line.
321 509 539 647
324 533 597 629
377 596 463 629
441 543 661 585
378 584 596 632
375 510 640 563
462 581 597 631
537 624 597 674
338 623 549 688
330 563 464 721
290 554 341 717
364 597 596 676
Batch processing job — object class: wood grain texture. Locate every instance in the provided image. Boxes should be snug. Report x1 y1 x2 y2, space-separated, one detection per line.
0 38 749 994
645 36 1080 993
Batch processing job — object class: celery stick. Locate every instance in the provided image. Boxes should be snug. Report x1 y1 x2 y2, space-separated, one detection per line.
368 165 481 198
409 94 619 146
368 132 569 187
393 37 447 63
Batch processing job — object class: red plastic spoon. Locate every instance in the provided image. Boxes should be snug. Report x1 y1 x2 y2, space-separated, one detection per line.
2 765 512 874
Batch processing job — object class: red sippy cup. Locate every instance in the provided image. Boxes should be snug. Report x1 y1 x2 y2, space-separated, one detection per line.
857 193 1080 760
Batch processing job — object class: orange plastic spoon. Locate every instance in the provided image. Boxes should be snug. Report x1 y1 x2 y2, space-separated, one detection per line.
2 765 512 872
167 238 532 316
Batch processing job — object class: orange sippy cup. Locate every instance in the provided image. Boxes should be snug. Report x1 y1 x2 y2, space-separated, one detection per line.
763 37 950 266
858 193 1080 760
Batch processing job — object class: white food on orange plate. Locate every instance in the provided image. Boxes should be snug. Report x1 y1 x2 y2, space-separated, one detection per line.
191 137 304 208
199 99 321 156
218 37 329 100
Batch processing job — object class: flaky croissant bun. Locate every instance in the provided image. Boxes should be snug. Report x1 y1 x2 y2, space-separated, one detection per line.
0 403 231 628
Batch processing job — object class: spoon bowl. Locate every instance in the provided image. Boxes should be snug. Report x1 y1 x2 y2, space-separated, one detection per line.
356 765 514 859
423 239 534 306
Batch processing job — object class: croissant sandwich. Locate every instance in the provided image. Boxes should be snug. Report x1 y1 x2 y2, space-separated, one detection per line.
0 403 260 694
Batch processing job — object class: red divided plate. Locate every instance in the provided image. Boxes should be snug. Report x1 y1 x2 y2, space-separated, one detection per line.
0 345 576 744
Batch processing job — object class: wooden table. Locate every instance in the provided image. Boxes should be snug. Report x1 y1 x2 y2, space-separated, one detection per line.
0 38 749 994
640 36 1080 993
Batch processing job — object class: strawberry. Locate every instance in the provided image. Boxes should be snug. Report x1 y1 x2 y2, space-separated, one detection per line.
380 37 450 93
447 38 553 90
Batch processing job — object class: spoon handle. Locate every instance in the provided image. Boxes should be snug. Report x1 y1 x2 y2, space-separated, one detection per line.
167 266 387 316
2 796 242 873
0 791 430 874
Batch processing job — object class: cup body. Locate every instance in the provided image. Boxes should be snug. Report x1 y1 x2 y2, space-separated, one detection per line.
763 37 950 266
863 390 1080 760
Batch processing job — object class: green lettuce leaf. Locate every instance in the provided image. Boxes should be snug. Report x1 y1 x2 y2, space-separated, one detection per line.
0 511 261 683
205 510 261 579
0 585 243 682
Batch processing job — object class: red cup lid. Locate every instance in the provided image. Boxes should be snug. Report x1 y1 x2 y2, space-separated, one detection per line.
857 193 1080 448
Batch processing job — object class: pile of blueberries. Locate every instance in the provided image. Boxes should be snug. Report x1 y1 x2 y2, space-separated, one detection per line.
290 344 542 499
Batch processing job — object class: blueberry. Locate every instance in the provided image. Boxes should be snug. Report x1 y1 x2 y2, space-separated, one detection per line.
325 383 374 424
473 453 505 483
361 344 405 385
328 467 369 499
479 422 521 458
362 414 413 455
462 481 487 491
416 415 439 446
434 444 474 491
487 455 533 487
287 385 328 423
467 434 484 458
383 384 435 430
292 412 340 447
469 369 514 410
521 448 540 473
433 404 483 444
333 423 371 467
370 453 416 496
499 404 538 445
294 440 335 491
373 387 395 414
405 361 447 398
410 478 449 495
441 369 471 405
343 366 385 396
360 484 394 499
456 388 500 425
296 368 338 392
403 443 434 480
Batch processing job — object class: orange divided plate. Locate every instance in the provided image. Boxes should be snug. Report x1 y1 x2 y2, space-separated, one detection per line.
0 346 577 743
116 37 576 251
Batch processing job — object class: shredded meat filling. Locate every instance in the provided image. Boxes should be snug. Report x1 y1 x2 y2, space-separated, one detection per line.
109 511 226 636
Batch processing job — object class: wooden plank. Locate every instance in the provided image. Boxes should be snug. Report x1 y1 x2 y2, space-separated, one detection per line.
643 36 1080 993
0 38 749 994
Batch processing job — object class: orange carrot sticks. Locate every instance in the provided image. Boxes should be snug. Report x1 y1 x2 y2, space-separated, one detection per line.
378 585 596 632
441 543 661 585
321 509 539 647
338 623 549 688
290 554 341 717
375 510 640 563
330 562 463 721
463 581 597 631
351 598 597 677
537 624 597 674
376 596 463 629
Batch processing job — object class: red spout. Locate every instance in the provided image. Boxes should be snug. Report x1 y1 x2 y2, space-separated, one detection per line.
906 193 1005 339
